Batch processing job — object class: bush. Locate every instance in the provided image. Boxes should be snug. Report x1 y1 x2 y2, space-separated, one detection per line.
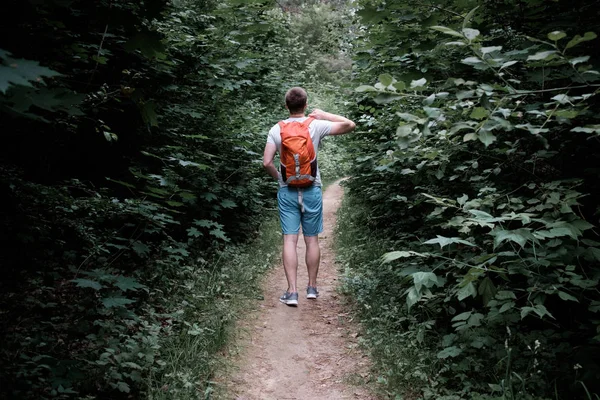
339 1 600 398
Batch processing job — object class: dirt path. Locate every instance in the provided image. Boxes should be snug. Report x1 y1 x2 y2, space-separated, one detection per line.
222 180 376 400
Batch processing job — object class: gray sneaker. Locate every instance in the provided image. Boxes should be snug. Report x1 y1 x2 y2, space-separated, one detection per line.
279 291 298 306
306 286 319 299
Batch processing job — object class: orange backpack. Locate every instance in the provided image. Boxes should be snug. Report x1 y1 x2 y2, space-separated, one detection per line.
278 117 317 187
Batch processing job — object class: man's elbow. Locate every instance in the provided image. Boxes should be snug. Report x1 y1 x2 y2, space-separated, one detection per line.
343 120 356 134
263 160 272 170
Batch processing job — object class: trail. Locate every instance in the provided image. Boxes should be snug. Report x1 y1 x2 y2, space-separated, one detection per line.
221 180 376 400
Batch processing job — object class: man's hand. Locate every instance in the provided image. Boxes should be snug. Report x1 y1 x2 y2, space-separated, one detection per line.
309 109 328 120
263 142 279 181
309 109 356 136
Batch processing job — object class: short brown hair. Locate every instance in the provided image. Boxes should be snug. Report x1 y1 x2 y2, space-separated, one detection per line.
285 87 308 114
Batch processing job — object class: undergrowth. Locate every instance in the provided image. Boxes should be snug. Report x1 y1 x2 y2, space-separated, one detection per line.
335 194 427 399
146 215 281 399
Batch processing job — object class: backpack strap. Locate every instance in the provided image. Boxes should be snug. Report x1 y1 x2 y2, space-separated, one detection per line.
302 116 315 127
278 117 315 130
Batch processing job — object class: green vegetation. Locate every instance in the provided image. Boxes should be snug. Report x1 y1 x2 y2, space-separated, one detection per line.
3 0 600 399
0 0 351 398
337 0 600 399
145 215 281 399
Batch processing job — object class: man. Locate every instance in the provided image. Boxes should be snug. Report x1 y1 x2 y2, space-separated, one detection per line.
263 87 356 306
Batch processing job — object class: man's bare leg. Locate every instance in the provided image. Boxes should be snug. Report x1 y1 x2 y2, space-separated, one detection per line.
283 234 299 293
304 235 320 288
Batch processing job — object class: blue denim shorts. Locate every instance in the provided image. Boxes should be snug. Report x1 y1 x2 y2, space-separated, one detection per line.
277 185 323 236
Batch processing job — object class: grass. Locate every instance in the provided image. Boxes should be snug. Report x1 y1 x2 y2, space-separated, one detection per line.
334 194 426 399
145 214 282 400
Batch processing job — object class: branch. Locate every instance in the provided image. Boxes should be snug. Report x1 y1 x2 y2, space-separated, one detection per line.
507 84 600 96
274 0 286 12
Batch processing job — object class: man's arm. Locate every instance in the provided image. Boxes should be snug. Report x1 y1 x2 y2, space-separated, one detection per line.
263 142 279 180
309 109 356 135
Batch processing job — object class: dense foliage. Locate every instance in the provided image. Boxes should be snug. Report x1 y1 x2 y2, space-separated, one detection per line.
0 0 352 398
338 0 600 398
8 0 600 398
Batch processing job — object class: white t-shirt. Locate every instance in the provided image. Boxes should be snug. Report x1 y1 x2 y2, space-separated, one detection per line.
267 117 333 187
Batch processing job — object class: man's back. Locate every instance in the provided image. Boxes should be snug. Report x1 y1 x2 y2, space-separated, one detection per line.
267 117 333 187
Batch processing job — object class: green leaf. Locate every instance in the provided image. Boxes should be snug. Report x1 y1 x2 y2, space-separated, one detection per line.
102 297 135 309
457 282 477 301
478 130 497 147
587 247 600 261
516 123 549 135
194 219 216 228
116 381 130 393
379 73 393 87
558 291 579 302
396 125 413 137
396 113 425 124
430 26 464 38
571 125 600 134
456 90 475 100
373 93 402 104
122 362 143 370
437 346 462 359
203 192 218 202
547 31 567 41
220 199 237 209
467 313 484 327
521 304 555 320
382 250 424 263
534 223 581 239
187 227 202 237
131 241 150 257
106 178 136 189
461 57 484 67
355 85 377 92
478 277 496 306
356 5 386 23
452 312 472 322
423 235 475 249
412 272 444 292
410 78 427 89
489 383 503 392
499 301 515 313
463 6 479 29
393 81 406 91
480 46 502 55
139 101 158 127
527 50 558 61
462 28 480 41
463 132 477 141
565 32 597 49
114 276 146 292
468 209 497 221
0 58 61 94
496 291 517 300
569 56 590 66
445 41 467 47
492 228 533 248
72 278 103 291
210 228 229 241
470 107 489 120
500 60 519 70
406 287 419 309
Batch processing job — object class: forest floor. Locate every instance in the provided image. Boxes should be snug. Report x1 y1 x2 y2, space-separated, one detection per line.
214 180 378 400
